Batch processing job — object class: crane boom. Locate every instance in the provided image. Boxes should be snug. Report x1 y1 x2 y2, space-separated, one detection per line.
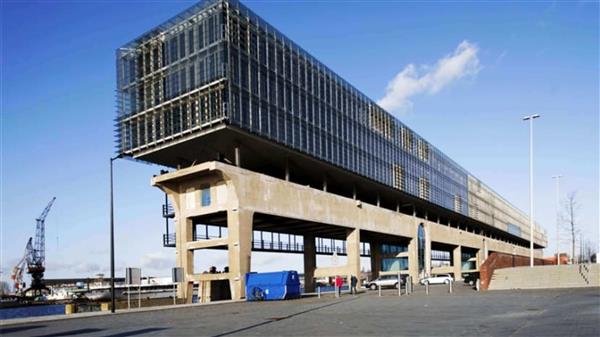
11 238 33 293
33 197 56 265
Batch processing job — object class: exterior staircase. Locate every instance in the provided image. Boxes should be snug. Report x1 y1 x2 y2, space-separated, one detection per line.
488 264 600 290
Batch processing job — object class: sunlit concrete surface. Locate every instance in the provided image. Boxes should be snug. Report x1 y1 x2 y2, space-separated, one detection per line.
2 287 598 337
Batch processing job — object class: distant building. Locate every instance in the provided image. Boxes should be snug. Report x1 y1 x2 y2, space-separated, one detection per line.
115 0 547 301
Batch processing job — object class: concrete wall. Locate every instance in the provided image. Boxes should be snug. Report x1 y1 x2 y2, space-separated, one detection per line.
479 252 553 290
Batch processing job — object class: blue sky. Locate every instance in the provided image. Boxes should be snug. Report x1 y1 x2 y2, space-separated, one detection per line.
1 1 598 282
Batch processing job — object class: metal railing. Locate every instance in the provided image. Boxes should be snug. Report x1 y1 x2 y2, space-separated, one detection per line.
163 231 371 256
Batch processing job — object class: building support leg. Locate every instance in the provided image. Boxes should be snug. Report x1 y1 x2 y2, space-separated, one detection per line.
453 245 462 281
408 237 419 283
425 224 432 277
370 242 382 280
227 209 253 300
177 218 194 303
303 234 316 293
346 228 361 287
234 146 241 167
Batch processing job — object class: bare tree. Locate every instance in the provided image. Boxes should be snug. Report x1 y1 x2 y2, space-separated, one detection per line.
563 192 579 264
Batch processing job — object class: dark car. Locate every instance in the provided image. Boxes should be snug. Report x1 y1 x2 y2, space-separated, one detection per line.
462 272 480 286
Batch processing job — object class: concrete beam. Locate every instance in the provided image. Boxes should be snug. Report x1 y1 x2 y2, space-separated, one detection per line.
186 238 229 250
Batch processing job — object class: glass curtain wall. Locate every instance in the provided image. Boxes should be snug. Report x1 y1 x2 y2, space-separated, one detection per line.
225 0 469 216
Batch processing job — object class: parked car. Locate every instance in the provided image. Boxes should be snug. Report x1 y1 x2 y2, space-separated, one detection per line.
420 274 453 285
462 272 480 286
365 275 406 290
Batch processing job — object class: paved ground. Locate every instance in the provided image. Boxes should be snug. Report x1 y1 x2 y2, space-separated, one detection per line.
1 286 599 336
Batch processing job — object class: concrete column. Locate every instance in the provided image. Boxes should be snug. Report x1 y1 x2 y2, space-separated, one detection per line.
285 159 290 181
425 223 432 277
346 228 361 286
409 206 419 282
234 146 241 167
227 209 253 300
303 234 316 293
176 217 194 303
453 245 462 281
370 242 382 280
408 238 419 283
322 177 328 192
483 239 489 261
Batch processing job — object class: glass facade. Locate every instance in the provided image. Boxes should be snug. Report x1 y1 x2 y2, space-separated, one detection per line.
382 257 409 272
115 0 546 247
417 224 425 272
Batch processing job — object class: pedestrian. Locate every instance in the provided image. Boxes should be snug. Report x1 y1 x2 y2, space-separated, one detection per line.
350 275 358 295
335 275 343 297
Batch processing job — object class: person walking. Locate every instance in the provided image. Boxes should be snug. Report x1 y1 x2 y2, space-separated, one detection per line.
350 275 358 295
335 275 343 297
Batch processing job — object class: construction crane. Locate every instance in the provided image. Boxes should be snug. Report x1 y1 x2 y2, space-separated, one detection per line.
11 197 56 297
10 238 33 294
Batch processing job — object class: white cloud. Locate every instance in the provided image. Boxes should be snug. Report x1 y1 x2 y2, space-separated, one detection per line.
377 40 481 113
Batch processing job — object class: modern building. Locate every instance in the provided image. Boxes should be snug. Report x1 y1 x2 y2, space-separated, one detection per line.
116 0 547 301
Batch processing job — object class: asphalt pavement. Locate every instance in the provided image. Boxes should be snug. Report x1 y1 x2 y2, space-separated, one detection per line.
1 286 599 336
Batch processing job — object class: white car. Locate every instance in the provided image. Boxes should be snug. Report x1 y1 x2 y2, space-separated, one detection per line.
364 275 406 290
420 274 453 285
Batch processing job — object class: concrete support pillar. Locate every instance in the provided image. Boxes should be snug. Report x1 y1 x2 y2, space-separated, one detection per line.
234 146 241 167
322 177 327 192
227 209 253 300
424 224 432 277
409 205 419 282
408 238 419 283
177 217 194 303
285 159 290 181
453 245 462 281
370 242 382 280
483 239 489 261
352 185 357 200
346 228 361 286
303 234 316 293
376 194 380 207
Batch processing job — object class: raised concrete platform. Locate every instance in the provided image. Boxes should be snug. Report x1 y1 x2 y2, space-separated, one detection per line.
152 161 539 302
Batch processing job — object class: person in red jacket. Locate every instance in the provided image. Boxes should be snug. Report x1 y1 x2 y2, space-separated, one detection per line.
335 275 343 297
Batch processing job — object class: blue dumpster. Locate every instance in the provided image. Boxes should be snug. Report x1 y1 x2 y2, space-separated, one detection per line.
245 271 301 301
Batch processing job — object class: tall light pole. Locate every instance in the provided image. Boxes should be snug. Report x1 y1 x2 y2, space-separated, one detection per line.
109 155 121 313
552 175 562 265
523 114 540 267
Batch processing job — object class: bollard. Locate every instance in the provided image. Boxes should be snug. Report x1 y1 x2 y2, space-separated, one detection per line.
378 284 382 297
397 272 401 297
448 280 453 294
425 281 429 295
407 276 412 295
335 284 338 298
476 278 481 292
173 284 176 305
318 286 321 298
65 303 74 315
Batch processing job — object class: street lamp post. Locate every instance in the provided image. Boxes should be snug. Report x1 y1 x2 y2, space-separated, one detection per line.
109 155 121 313
552 175 562 265
523 114 540 267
